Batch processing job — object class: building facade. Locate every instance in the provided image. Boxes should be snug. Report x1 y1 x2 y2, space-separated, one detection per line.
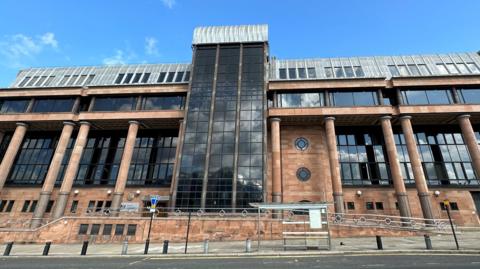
0 25 480 241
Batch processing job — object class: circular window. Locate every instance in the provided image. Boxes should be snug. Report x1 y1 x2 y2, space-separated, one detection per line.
295 137 309 151
296 167 311 182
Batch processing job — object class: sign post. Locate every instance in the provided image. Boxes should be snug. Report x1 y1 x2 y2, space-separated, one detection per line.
444 199 459 250
144 196 158 254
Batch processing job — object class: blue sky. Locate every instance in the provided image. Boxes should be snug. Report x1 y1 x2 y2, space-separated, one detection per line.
0 0 479 87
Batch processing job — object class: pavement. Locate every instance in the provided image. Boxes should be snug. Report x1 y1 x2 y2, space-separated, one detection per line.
2 255 480 269
1 232 480 257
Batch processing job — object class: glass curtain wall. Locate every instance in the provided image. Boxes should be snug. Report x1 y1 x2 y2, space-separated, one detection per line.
336 127 391 186
395 127 478 186
176 46 216 208
205 45 239 209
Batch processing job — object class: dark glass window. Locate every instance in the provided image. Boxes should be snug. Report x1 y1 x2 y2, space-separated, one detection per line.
29 200 37 212
375 202 384 210
123 73 134 84
334 67 344 78
166 72 175 82
366 202 374 210
32 98 75 113
70 200 78 213
331 91 378 106
324 67 333 78
395 127 478 186
288 68 296 79
142 96 185 110
296 167 311 182
0 99 29 114
115 74 125 84
402 89 453 105
347 202 355 210
78 224 89 235
127 132 177 186
92 97 136 111
141 73 151 83
279 68 287 79
459 88 480 104
337 127 390 186
74 132 126 186
184 71 190 81
45 200 54 213
21 200 31 212
127 224 137 236
157 72 167 83
90 224 100 235
132 73 142 83
307 67 316 78
18 77 31 87
298 68 306 79
277 92 324 108
344 66 354 78
388 65 400 76
114 224 125 236
5 201 14 212
354 66 365 77
7 134 58 185
175 72 184 82
103 224 113 235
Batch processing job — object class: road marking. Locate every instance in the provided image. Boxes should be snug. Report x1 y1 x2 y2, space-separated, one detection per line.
471 262 480 264
129 260 142 265
361 265 385 267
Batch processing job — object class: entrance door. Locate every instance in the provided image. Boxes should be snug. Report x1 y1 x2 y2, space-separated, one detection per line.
472 192 480 216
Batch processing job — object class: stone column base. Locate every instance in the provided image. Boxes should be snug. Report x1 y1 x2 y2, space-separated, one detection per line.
396 192 412 221
110 192 124 216
30 191 52 228
51 192 70 220
418 192 434 224
333 192 344 215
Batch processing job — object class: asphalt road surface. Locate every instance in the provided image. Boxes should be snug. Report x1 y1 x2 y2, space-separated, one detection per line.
1 254 480 269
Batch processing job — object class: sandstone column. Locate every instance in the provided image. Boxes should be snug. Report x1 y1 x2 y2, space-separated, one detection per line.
380 116 411 219
324 116 344 214
270 118 282 204
110 121 140 213
31 122 75 228
399 116 434 221
51 121 91 219
457 114 480 177
0 122 28 192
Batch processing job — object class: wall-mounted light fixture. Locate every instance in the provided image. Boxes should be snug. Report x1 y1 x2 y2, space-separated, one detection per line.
434 190 440 197
356 190 362 197
136 190 141 195
107 189 112 195
73 189 79 195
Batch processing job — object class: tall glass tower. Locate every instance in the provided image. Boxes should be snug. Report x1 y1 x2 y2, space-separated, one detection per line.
173 25 268 210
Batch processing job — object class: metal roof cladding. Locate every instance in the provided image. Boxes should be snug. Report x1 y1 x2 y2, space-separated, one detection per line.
192 24 268 45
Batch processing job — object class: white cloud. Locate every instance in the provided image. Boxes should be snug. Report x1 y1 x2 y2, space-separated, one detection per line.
162 0 176 9
0 32 59 68
145 37 159 56
102 49 128 65
40 32 58 48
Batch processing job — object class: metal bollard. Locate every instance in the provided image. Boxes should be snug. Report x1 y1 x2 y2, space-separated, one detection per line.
80 240 89 255
203 239 209 254
424 234 432 250
3 242 13 256
144 239 150 255
43 242 51 256
245 238 251 253
376 235 383 250
162 240 169 254
121 239 128 255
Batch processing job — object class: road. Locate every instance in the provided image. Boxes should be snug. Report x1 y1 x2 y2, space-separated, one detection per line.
1 254 480 269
